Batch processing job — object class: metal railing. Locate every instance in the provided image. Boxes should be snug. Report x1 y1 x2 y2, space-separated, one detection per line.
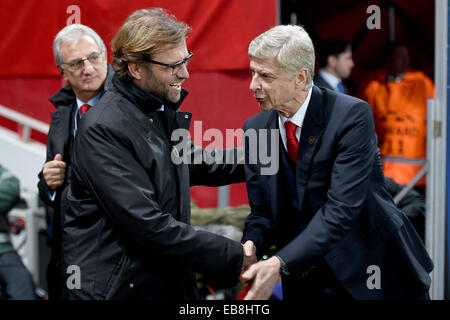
0 104 49 141
393 167 427 205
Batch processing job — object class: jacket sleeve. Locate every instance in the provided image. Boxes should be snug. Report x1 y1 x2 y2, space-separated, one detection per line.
240 119 276 258
0 165 20 215
384 176 425 220
276 101 378 278
188 143 245 186
72 124 243 278
37 119 59 208
37 171 56 207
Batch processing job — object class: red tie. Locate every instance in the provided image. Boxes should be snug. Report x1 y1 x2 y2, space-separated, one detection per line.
80 103 91 116
285 121 299 164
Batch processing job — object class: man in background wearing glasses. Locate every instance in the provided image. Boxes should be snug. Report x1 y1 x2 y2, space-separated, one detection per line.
61 8 250 300
37 24 114 300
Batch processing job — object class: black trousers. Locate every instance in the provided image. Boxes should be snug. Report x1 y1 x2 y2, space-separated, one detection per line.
0 250 36 300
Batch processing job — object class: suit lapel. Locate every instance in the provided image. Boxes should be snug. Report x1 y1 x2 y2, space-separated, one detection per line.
296 86 326 209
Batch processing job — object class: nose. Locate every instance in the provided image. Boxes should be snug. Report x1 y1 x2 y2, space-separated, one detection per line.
175 63 189 79
249 74 260 92
82 59 95 74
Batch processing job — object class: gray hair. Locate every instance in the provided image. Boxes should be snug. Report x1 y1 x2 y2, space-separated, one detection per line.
53 24 106 67
248 25 315 90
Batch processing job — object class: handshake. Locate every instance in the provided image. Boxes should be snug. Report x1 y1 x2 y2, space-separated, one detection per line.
239 240 281 300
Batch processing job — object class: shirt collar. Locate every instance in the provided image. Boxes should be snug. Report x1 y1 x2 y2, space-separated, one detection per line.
278 87 313 128
76 93 102 109
319 68 342 91
386 74 404 82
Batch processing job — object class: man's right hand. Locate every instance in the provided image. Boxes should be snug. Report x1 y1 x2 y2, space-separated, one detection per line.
43 154 66 191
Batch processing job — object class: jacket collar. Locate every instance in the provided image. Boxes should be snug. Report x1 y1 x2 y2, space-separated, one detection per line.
48 64 115 109
111 73 188 115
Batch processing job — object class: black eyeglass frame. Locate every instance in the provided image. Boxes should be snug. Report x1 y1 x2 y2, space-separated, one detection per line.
145 51 194 73
61 52 103 71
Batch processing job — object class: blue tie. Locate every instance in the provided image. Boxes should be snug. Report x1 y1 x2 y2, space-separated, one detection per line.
337 82 347 94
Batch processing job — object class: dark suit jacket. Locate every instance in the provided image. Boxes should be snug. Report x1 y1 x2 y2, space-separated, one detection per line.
313 72 335 91
37 65 114 208
37 65 114 299
242 86 433 299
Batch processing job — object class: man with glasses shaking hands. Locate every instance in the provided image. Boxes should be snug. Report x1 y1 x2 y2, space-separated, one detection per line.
37 24 114 300
61 8 250 300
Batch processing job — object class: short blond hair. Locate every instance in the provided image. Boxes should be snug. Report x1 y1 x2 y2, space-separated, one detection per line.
112 8 191 80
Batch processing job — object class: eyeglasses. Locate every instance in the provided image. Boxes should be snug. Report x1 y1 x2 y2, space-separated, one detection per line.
145 51 194 75
61 52 103 72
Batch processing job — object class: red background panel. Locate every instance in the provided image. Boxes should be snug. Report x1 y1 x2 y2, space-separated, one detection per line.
0 0 276 75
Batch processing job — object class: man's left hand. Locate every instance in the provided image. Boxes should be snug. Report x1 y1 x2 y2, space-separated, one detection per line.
241 240 257 272
239 256 281 300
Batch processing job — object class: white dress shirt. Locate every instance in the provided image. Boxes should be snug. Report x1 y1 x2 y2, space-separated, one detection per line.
278 87 313 152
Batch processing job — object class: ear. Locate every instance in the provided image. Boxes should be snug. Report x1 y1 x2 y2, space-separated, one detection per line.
128 62 144 80
295 68 308 89
327 55 337 68
58 66 68 81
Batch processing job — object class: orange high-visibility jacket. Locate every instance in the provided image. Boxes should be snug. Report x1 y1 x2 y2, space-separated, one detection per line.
362 70 435 186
